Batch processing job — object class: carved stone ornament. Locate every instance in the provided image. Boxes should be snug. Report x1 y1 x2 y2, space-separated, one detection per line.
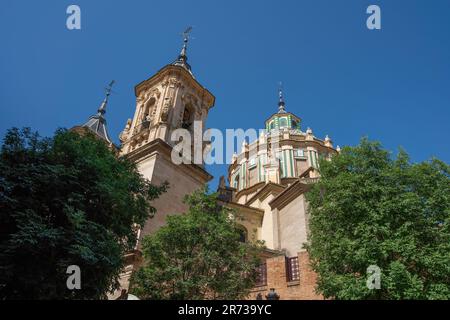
168 78 181 87
160 96 173 122
119 118 132 142
181 93 199 107
149 88 161 99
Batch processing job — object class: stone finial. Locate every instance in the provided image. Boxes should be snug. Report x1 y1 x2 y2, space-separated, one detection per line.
241 140 248 153
324 135 333 147
259 130 266 144
119 118 132 143
336 145 341 152
306 127 314 141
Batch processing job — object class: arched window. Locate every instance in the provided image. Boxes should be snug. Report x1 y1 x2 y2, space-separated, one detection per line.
269 121 275 130
233 174 239 189
141 97 155 129
182 105 193 130
236 226 248 243
279 117 288 128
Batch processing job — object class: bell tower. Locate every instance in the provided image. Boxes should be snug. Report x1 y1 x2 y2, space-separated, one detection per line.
120 28 214 155
119 28 215 238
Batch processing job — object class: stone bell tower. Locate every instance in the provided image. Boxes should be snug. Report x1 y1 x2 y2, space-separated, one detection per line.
119 29 215 240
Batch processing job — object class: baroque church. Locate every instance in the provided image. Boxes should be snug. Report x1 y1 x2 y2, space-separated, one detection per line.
74 34 338 300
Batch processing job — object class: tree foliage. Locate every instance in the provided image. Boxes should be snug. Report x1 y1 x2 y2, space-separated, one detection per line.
306 138 450 299
130 188 263 300
0 128 166 299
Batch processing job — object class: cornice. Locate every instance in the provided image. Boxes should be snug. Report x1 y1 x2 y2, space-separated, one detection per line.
134 65 215 108
125 138 213 184
269 180 312 210
246 182 286 206
234 181 266 199
231 136 337 164
222 201 264 216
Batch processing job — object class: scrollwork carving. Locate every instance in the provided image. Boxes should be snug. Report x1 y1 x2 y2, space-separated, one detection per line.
119 118 132 143
160 96 173 122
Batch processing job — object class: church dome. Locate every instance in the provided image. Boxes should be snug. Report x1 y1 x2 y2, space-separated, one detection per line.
228 86 337 198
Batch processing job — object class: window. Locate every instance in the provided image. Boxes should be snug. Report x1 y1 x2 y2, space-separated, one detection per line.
237 227 247 243
141 98 155 122
286 257 300 282
279 117 288 128
233 174 239 189
255 263 267 287
294 149 305 158
136 98 156 133
269 121 275 130
181 106 193 130
292 120 298 128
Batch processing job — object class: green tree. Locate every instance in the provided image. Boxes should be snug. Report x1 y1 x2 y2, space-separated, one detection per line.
130 188 263 300
0 128 166 299
306 138 450 299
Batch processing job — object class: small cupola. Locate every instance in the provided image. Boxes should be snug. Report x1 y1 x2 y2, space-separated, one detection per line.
265 85 301 131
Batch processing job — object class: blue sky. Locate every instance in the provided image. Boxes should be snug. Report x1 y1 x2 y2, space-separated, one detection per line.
1 0 449 189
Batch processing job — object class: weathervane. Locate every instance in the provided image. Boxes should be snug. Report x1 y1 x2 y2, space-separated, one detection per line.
178 26 193 59
173 27 194 72
182 26 193 44
105 80 115 98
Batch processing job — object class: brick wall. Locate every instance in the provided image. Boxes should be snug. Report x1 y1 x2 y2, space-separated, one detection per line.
249 251 323 300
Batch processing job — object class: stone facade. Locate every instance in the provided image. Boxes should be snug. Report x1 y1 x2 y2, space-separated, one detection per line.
77 38 339 300
220 90 338 300
108 46 215 299
119 60 215 244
